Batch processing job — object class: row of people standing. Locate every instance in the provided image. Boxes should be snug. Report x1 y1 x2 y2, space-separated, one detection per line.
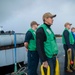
24 12 58 75
62 24 75 72
24 12 75 75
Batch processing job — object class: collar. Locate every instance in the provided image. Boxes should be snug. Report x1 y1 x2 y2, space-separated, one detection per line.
44 23 51 28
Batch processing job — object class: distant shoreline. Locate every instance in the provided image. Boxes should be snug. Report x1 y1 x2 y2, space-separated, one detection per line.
55 34 62 38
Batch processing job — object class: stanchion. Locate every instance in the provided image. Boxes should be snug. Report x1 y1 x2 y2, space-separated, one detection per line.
14 33 17 72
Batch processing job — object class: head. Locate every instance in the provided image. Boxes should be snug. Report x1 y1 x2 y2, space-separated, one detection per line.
74 28 75 32
64 22 72 30
71 27 75 32
30 21 39 30
43 12 56 25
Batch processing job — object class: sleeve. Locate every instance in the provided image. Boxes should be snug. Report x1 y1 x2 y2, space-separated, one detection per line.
72 33 75 39
63 30 72 49
74 34 75 39
24 31 32 43
36 28 47 62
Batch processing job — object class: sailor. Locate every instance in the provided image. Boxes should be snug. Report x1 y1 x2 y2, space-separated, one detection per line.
71 27 75 49
62 23 75 72
71 27 75 70
24 21 39 75
36 12 58 75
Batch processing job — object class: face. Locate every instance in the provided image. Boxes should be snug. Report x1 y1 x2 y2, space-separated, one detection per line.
44 17 54 25
74 28 75 32
66 25 71 30
33 24 38 29
71 29 75 32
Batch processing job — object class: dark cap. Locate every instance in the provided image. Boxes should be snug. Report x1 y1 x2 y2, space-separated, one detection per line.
43 12 56 21
31 21 39 27
64 22 72 27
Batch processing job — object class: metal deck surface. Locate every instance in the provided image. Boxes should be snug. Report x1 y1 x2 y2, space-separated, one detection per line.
5 38 75 75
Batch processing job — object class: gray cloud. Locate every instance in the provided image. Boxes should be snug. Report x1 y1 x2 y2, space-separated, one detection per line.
0 0 75 34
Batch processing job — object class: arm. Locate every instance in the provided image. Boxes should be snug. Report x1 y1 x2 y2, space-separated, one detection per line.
72 32 75 39
36 28 47 62
24 42 28 49
24 31 33 51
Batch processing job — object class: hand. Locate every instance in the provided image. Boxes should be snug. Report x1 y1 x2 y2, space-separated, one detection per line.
26 48 28 52
42 61 48 68
68 48 71 52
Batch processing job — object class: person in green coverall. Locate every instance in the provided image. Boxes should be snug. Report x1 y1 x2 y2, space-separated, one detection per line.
62 23 75 72
24 21 39 75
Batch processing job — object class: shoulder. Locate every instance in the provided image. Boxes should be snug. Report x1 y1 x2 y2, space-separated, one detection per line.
37 24 44 32
26 31 32 36
36 27 44 33
26 30 31 34
63 30 69 36
63 30 69 33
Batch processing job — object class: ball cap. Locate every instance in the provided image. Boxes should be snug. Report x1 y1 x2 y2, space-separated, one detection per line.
31 21 39 26
43 12 56 20
64 22 72 27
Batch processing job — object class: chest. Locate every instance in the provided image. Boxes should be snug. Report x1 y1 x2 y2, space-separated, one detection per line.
45 28 55 40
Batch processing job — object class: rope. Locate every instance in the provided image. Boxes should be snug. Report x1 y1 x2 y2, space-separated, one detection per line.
41 65 50 75
67 50 73 71
41 59 60 75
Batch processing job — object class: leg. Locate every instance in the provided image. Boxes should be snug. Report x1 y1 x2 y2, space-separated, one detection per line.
27 51 39 75
71 46 74 63
64 45 73 72
32 51 39 75
72 43 75 69
73 50 75 69
72 47 75 70
47 57 56 75
73 44 75 67
63 45 68 71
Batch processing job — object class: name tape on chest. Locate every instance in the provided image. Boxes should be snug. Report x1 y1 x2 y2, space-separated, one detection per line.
46 29 52 34
33 32 36 35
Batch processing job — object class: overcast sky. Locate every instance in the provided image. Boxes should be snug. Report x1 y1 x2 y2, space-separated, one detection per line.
0 0 75 34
